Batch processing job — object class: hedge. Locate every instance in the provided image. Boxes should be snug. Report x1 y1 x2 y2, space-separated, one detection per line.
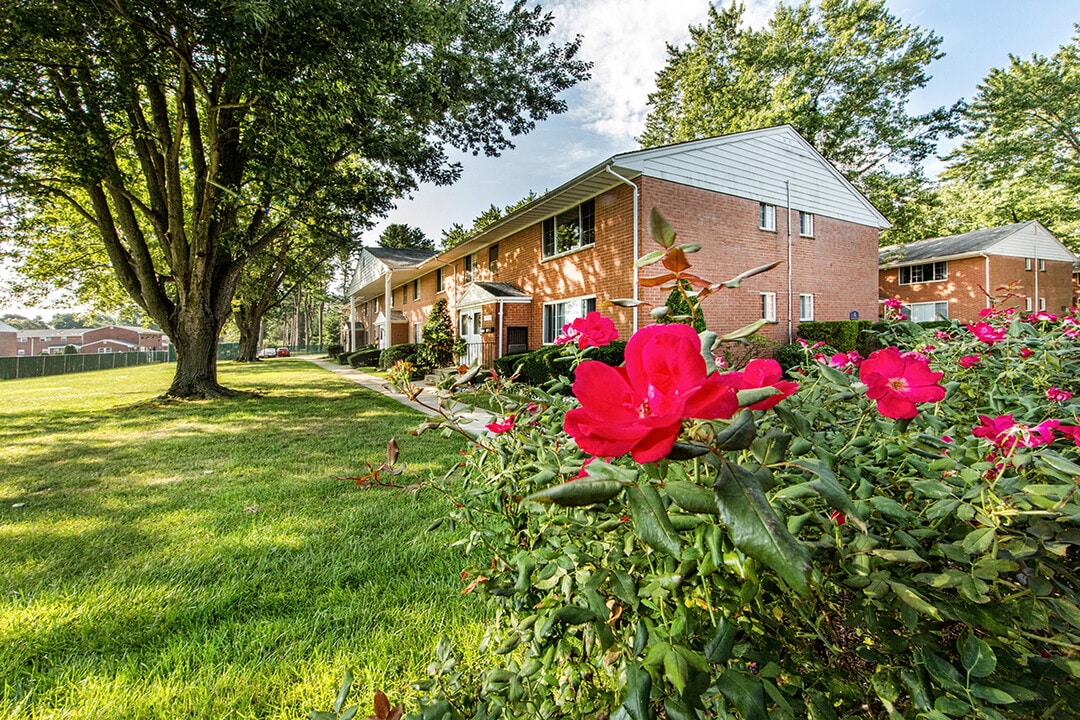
378 343 423 370
494 341 627 387
346 348 381 368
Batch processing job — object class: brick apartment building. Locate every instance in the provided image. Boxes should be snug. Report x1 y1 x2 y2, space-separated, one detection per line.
346 125 890 365
5 325 169 357
879 222 1077 323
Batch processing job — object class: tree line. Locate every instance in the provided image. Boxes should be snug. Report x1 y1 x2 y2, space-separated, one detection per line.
0 0 1075 396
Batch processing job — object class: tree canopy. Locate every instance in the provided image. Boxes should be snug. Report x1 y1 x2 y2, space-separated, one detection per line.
378 224 434 250
640 0 959 243
942 27 1080 250
0 0 588 396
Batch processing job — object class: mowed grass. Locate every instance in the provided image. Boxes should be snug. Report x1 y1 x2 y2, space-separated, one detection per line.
0 359 488 719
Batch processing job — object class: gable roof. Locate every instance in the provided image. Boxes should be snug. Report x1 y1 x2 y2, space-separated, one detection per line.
364 246 438 268
458 282 531 308
439 125 889 263
880 221 1076 267
0 320 16 333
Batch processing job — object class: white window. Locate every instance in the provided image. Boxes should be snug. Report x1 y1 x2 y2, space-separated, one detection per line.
761 292 777 322
97 347 113 354
759 203 776 232
1026 258 1033 271
543 296 596 343
799 294 814 321
1040 259 1046 272
899 262 947 285
413 322 422 343
1040 297 1047 311
799 212 814 237
542 199 595 258
901 301 949 323
1025 297 1033 311
17 349 25 356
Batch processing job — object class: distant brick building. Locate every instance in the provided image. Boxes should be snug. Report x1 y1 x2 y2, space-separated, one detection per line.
880 222 1077 323
7 325 169 357
347 125 890 364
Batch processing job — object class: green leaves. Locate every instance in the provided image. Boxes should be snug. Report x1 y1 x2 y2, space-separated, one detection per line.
526 480 623 507
627 483 683 558
713 461 811 595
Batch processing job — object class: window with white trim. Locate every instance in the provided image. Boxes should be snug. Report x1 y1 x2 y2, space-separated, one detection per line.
413 322 422 343
799 211 814 237
1040 297 1047 311
463 254 475 283
1040 259 1046 272
489 244 499 274
413 279 420 301
543 296 596 344
436 268 444 293
901 301 949 323
17 349 25 356
761 292 777 322
97 347 112 354
1026 258 1033 271
799 294 814 321
899 261 947 285
759 203 776 232
1025 297 1033 311
542 199 595 258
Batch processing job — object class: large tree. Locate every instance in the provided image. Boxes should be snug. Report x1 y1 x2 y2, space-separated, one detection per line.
943 28 1080 250
640 0 959 243
0 0 588 397
378 223 433 250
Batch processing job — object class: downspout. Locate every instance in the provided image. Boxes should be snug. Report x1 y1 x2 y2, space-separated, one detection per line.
1033 245 1040 311
980 253 990 311
498 300 505 360
605 165 640 332
786 181 793 345
349 297 356 351
383 272 392 349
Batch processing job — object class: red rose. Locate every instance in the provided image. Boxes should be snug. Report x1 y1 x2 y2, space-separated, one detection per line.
717 358 799 409
485 416 516 434
564 324 738 463
859 346 946 419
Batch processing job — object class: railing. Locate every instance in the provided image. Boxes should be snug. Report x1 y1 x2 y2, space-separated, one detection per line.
461 341 497 368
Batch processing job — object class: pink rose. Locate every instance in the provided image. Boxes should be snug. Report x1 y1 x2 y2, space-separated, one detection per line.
967 322 1007 345
859 347 946 419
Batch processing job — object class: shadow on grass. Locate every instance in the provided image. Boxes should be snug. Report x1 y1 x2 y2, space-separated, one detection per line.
0 361 486 717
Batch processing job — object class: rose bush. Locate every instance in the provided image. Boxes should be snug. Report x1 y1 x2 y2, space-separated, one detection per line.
332 212 1079 720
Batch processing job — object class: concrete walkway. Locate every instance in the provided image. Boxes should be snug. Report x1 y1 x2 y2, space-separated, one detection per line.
303 356 496 436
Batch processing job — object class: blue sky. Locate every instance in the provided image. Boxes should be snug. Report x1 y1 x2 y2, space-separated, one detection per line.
3 0 1076 317
377 0 1079 246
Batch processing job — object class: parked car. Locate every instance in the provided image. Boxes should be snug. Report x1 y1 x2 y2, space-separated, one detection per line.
258 347 277 358
276 347 291 357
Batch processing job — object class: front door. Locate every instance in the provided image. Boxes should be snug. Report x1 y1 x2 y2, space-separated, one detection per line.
460 310 482 366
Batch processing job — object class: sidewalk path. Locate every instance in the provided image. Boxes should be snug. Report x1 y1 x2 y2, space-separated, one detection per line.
303 356 495 436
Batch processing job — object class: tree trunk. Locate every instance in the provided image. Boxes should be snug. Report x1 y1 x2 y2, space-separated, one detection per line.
165 311 234 398
235 304 262 362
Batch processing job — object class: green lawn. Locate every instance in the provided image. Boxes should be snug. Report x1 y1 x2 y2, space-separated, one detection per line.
0 359 487 719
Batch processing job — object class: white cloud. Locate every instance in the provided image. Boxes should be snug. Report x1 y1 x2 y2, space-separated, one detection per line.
546 0 779 143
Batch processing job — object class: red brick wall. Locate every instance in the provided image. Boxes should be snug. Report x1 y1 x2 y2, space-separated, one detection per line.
385 178 881 355
880 256 1075 323
639 177 880 343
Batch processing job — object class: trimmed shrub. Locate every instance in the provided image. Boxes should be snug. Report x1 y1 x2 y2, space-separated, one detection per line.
346 348 381 368
658 279 706 331
494 341 627 387
378 343 422 370
797 320 872 352
326 343 344 359
772 342 807 372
